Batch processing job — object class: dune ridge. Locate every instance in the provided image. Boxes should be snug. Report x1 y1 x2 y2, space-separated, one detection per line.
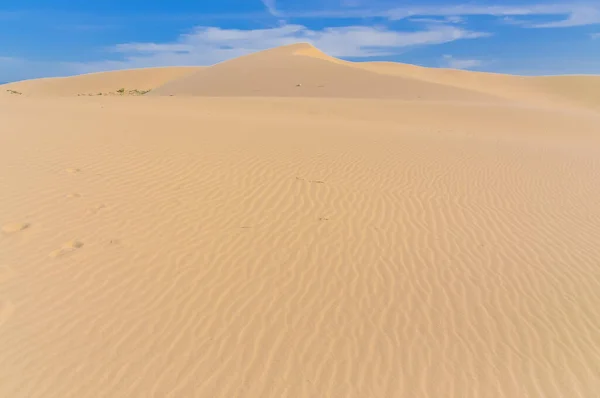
149 44 502 102
3 43 599 111
354 61 600 110
1 66 201 97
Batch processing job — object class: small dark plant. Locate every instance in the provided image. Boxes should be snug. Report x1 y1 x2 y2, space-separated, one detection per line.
129 89 150 96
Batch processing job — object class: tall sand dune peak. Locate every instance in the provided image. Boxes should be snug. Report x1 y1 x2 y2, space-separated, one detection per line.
149 43 502 101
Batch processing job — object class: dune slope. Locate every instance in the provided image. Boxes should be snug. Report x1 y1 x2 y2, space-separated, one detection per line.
1 67 202 96
150 44 503 102
355 61 600 110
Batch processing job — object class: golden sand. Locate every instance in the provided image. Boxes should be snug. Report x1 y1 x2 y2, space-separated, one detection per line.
2 44 600 397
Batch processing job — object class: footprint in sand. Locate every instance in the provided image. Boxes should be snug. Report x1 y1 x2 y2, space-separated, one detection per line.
49 240 84 258
66 168 82 174
85 204 106 215
296 177 326 184
2 223 30 234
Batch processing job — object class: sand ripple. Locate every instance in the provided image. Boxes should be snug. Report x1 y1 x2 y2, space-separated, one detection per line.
2 96 600 397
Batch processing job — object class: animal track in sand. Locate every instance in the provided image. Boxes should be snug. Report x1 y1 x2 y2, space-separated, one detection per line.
49 240 84 258
2 223 30 234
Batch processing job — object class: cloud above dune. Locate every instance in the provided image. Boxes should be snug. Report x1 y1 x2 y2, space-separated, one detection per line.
70 24 488 74
288 3 600 28
528 5 600 28
442 55 484 70
261 0 279 17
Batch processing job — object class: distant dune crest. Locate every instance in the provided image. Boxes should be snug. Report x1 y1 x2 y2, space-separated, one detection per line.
2 43 599 110
1 66 201 97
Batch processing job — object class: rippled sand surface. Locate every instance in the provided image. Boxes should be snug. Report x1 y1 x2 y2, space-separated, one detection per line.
2 44 600 398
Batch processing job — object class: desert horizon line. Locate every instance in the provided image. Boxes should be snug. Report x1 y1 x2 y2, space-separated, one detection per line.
2 41 599 86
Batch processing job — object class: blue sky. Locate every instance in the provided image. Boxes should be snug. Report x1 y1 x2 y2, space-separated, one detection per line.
1 0 599 82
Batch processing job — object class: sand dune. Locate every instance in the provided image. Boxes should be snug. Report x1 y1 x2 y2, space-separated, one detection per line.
150 44 503 102
355 61 600 110
3 43 599 111
529 75 600 110
2 44 600 398
150 43 599 111
1 66 201 96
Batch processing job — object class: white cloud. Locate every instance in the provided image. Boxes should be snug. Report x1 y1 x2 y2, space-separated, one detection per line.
500 16 528 26
261 0 279 17
410 16 465 24
442 55 484 70
289 4 600 28
72 24 489 74
385 4 568 20
445 16 465 24
529 6 600 27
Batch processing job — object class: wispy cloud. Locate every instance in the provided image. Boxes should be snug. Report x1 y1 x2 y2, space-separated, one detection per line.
500 16 528 26
385 4 569 20
592 33 600 39
529 5 600 27
73 23 488 73
261 0 279 17
441 55 484 70
10 3 599 28
287 3 600 28
445 16 465 24
410 16 465 24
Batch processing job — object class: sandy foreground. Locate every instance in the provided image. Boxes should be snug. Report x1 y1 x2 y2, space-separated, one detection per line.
2 45 600 397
